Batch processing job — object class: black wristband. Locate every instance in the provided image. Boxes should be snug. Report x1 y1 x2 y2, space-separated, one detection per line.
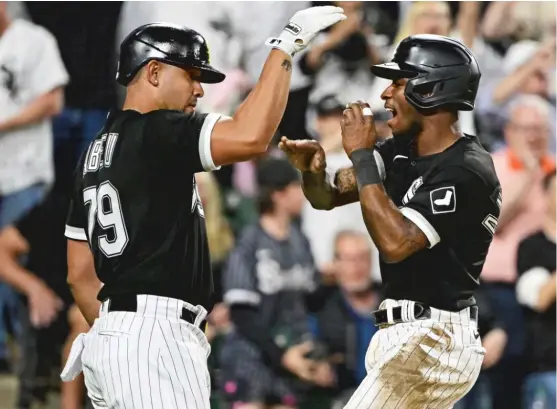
349 148 382 190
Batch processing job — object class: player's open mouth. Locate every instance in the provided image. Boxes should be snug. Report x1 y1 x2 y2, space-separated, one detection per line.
385 106 397 127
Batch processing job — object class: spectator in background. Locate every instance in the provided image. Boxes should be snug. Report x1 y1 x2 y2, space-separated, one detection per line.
301 95 381 283
0 186 72 408
195 172 235 304
310 230 381 408
476 37 556 152
0 0 68 373
25 2 123 171
220 158 335 409
300 1 383 131
516 171 556 409
454 287 508 409
481 1 556 44
220 1 312 139
481 94 555 409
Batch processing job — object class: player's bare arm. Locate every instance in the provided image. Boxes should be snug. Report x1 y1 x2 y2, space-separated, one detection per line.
279 137 359 210
341 102 428 263
67 240 102 326
210 7 346 166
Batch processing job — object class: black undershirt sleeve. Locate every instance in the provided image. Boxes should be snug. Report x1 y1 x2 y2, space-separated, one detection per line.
229 304 286 370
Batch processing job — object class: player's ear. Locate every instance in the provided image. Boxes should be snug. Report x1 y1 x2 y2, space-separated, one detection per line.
145 61 161 87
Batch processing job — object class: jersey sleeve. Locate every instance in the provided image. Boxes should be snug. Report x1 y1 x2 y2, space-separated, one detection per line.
374 137 396 179
222 230 261 306
64 167 88 241
144 110 226 173
399 166 497 249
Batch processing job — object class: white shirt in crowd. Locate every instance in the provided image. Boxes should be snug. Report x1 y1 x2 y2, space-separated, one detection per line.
301 151 382 283
0 19 69 195
220 1 312 92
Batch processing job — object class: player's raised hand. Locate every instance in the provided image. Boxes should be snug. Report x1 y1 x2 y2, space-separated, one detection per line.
279 136 326 174
341 101 377 157
266 6 347 57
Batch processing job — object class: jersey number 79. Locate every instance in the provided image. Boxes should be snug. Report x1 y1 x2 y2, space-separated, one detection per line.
83 181 129 257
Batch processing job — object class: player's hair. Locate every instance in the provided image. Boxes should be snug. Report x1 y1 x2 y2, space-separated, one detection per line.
195 173 234 263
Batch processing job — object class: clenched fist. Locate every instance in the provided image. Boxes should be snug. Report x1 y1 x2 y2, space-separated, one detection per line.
341 101 377 157
278 137 327 174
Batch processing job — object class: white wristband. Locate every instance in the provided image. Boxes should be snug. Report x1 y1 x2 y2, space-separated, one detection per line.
265 37 297 57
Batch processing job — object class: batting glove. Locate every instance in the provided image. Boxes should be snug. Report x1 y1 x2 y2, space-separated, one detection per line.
265 6 346 57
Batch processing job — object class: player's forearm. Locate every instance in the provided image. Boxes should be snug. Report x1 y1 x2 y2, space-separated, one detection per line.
0 88 63 133
302 171 337 210
229 50 292 158
358 184 427 263
68 278 102 327
302 167 359 210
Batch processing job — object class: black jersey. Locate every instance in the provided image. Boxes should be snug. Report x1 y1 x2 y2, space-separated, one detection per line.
375 135 501 311
64 109 223 309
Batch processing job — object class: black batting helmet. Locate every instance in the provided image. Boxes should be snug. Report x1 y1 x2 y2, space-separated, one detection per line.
116 23 226 86
371 34 481 112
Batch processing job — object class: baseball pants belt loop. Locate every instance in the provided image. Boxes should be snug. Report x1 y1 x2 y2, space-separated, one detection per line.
372 303 479 326
103 294 207 330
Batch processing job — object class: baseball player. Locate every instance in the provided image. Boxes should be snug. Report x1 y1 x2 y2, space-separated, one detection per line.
280 35 502 408
60 6 346 409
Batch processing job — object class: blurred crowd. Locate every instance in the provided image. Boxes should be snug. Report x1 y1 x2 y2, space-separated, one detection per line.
0 1 555 409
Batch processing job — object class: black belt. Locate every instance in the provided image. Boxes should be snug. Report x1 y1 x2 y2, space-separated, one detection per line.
104 294 207 331
372 303 478 326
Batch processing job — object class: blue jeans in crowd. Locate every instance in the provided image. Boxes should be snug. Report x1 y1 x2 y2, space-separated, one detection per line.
453 373 492 409
53 108 107 161
482 283 526 409
0 183 48 362
523 371 556 409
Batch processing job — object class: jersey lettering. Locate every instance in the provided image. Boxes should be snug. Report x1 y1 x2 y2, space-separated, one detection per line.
402 176 423 204
191 181 205 217
84 133 119 174
482 214 498 236
84 181 129 257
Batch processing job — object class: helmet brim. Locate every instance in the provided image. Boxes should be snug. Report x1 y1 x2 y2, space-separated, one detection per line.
191 64 226 84
371 62 419 80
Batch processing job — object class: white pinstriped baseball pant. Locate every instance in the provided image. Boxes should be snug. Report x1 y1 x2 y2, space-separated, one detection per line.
344 299 485 409
71 295 211 409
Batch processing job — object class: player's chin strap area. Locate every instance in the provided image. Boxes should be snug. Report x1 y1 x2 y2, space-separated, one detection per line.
372 299 478 327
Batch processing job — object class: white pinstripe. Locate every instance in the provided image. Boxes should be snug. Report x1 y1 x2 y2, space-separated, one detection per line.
343 299 485 409
75 295 211 409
